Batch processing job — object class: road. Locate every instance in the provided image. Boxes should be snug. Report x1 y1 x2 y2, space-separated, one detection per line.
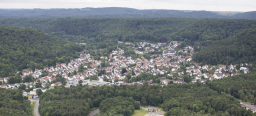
88 109 100 116
30 99 41 116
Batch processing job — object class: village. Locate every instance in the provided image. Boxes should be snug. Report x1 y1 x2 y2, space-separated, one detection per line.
0 41 251 98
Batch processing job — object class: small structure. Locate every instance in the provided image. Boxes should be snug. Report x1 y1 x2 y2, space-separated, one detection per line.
241 103 256 113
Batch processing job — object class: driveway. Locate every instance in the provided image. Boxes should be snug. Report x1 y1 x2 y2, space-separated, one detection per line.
30 99 40 116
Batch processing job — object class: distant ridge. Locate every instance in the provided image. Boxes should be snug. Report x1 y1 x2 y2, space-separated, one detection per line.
0 7 255 19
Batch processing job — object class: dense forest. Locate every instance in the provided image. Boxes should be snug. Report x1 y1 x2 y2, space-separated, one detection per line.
0 88 32 116
39 83 253 116
99 97 140 116
1 18 256 47
193 28 256 65
2 18 256 63
0 26 83 76
1 18 256 74
0 8 256 19
207 72 256 105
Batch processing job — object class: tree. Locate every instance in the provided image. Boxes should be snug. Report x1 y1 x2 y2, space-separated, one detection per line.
156 79 161 83
18 84 26 90
23 75 33 83
35 82 42 88
168 81 173 84
122 68 127 74
132 70 135 75
78 64 84 73
36 89 43 96
74 70 77 75
79 80 83 86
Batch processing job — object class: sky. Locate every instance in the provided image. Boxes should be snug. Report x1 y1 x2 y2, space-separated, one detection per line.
0 0 256 12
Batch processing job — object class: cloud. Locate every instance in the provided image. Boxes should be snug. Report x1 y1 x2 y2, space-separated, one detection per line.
0 0 255 11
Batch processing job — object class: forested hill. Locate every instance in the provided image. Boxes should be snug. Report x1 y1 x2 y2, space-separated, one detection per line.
174 19 256 46
0 7 255 19
0 26 83 77
1 18 256 47
39 84 252 116
193 28 256 65
0 88 32 116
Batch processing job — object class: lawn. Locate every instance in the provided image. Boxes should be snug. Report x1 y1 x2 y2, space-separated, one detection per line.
30 101 36 116
132 109 149 116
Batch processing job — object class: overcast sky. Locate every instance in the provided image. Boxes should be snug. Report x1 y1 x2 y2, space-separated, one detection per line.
0 0 255 12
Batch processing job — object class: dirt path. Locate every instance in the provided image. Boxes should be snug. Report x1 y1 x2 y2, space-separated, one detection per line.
30 99 40 116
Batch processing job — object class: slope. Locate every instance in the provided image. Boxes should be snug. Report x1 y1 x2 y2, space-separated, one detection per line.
193 28 256 65
1 18 256 49
0 26 83 76
0 88 32 116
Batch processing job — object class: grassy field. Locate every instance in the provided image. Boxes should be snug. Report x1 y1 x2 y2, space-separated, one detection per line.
240 100 253 105
132 109 149 116
31 101 36 116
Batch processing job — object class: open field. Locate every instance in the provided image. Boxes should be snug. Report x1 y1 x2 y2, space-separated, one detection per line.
132 109 149 116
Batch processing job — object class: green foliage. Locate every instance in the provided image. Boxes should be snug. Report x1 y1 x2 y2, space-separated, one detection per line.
99 97 139 116
35 82 42 88
193 28 256 65
36 89 43 96
22 75 34 83
39 84 249 116
78 64 85 73
0 26 83 76
8 75 22 84
0 88 32 116
53 74 66 85
207 72 256 104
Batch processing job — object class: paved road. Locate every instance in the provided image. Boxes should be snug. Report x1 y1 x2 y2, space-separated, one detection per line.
30 99 40 116
88 109 100 116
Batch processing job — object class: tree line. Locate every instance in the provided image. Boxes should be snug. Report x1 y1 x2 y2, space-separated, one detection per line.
39 83 254 116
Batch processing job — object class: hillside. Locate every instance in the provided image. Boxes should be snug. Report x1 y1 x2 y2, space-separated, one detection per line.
0 88 32 116
0 7 255 19
174 19 256 46
1 18 256 47
39 84 251 116
193 28 256 65
0 26 83 76
207 71 256 104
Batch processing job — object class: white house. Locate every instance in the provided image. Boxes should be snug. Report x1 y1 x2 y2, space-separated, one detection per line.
213 73 223 79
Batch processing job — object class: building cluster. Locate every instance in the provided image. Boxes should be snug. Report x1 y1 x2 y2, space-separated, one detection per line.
0 41 251 95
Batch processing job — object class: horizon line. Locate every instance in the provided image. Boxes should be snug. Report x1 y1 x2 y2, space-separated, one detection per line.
0 7 249 12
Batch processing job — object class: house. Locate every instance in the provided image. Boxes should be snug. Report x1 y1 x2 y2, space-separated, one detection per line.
214 73 223 79
223 73 230 77
0 84 7 89
22 90 27 96
29 90 37 96
204 73 213 79
49 78 56 83
173 80 184 84
33 72 41 78
241 103 256 113
0 78 3 83
3 77 9 83
209 77 215 81
195 76 201 80
192 79 197 83
54 82 62 86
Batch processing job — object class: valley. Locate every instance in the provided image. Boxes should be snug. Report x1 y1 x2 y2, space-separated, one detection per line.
0 13 256 116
